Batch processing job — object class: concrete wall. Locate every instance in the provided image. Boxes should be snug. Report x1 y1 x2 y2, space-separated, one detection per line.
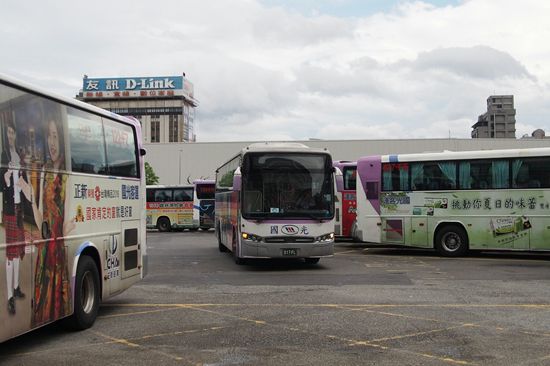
143 138 550 185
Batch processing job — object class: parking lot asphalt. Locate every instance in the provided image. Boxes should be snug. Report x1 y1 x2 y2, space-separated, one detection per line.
1 231 550 365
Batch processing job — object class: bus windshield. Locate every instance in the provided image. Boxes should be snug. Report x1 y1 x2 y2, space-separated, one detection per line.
242 153 333 220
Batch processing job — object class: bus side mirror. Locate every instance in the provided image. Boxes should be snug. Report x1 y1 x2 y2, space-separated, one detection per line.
232 175 242 192
140 148 146 156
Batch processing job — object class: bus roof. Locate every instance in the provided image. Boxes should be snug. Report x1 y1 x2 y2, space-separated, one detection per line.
216 142 332 172
0 73 141 132
242 142 330 155
372 147 550 163
333 160 357 168
146 184 193 189
192 179 215 185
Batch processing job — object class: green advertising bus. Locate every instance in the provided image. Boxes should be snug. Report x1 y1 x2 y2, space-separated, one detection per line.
352 147 550 256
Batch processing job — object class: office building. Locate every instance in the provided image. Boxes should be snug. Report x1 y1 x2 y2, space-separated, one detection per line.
471 95 516 138
77 74 198 143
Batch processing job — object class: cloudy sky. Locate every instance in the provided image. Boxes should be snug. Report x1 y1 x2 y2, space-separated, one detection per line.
2 0 549 141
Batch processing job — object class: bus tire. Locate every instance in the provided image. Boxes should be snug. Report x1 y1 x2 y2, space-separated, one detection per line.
218 234 228 252
157 217 171 232
234 252 245 265
232 229 245 265
66 255 100 330
217 223 228 252
435 224 468 257
304 258 320 264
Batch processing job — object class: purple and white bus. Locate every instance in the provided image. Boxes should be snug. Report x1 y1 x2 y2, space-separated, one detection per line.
353 149 550 256
215 143 335 264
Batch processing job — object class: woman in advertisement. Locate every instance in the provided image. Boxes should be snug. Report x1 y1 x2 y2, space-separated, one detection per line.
1 118 26 315
20 105 74 326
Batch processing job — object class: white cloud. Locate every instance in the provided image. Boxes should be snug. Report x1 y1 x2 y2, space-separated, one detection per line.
2 0 550 141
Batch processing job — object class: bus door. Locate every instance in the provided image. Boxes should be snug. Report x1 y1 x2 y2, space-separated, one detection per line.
360 156 383 243
333 167 343 236
342 191 356 237
342 166 357 237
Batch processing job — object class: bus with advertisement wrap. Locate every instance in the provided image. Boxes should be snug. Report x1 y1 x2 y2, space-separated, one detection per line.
193 179 215 230
215 143 335 264
352 148 550 256
0 74 146 342
333 161 357 238
146 185 194 231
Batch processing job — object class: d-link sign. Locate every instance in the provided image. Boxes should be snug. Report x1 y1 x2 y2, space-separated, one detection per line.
84 76 183 92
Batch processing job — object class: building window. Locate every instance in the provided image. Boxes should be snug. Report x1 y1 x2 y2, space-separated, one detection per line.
151 116 160 143
169 115 179 142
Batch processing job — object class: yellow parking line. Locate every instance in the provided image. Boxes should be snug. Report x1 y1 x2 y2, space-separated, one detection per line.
91 330 186 362
368 324 474 343
98 301 550 363
91 331 139 348
179 303 476 365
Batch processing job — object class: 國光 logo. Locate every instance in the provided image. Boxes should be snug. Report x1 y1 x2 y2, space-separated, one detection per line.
281 225 299 235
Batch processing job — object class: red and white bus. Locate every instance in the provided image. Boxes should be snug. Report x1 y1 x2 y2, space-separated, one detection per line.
146 185 194 231
333 161 357 238
215 143 335 264
146 181 215 232
1 74 146 342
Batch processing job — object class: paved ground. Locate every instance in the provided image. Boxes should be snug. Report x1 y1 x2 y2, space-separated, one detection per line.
2 231 550 365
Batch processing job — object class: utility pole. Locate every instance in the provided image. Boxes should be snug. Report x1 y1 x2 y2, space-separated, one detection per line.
178 149 183 184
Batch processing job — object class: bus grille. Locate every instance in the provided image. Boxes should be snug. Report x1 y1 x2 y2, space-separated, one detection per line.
264 237 315 243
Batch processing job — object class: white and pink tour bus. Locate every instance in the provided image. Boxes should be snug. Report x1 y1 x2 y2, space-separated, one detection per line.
0 74 147 342
215 143 335 264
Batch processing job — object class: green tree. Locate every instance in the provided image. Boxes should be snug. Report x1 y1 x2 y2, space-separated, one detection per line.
145 162 159 185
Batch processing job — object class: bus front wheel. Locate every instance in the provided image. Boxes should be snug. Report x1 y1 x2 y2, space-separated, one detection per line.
232 229 245 265
67 255 100 330
157 217 171 232
435 225 468 257
217 223 228 252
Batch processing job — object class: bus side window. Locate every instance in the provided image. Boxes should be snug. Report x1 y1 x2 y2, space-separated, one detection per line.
68 107 107 175
146 189 155 202
155 189 172 202
174 188 193 201
103 118 138 178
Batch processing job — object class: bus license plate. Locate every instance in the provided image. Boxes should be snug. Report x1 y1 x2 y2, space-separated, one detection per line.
282 248 298 256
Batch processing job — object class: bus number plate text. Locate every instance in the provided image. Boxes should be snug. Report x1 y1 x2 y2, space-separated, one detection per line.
282 248 297 256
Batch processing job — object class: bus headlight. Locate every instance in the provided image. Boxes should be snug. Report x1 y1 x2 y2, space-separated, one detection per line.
242 232 262 242
315 233 334 243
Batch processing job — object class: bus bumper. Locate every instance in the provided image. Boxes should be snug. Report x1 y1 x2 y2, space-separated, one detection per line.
242 241 334 258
